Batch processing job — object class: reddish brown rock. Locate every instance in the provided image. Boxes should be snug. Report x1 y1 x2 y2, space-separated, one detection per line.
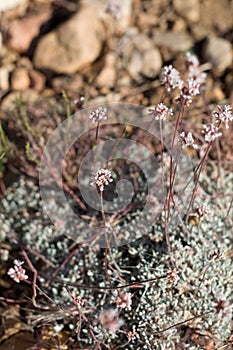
33 6 106 74
7 9 52 53
29 70 46 91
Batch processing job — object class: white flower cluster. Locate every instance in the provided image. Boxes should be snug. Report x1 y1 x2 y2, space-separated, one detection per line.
176 53 206 106
93 168 113 192
7 259 28 283
202 124 222 142
148 103 173 121
178 131 198 149
214 104 233 129
89 106 111 123
160 65 183 91
186 52 207 85
187 77 200 96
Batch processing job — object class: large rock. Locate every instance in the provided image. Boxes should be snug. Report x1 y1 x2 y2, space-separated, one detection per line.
96 53 116 89
11 67 30 91
191 0 233 40
203 37 232 75
7 9 52 53
33 6 106 74
84 0 133 31
173 0 200 23
0 0 27 12
123 32 162 81
200 0 233 34
0 90 40 115
154 31 193 52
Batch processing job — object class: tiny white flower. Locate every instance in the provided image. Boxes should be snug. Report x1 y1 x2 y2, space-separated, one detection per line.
188 65 207 85
116 292 132 309
166 268 180 285
186 52 199 67
177 93 193 107
186 53 207 85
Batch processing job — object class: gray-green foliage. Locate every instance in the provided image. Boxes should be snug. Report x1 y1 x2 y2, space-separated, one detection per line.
0 165 232 349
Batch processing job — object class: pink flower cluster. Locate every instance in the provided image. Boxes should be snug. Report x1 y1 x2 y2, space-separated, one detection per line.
202 105 232 143
166 268 180 285
127 325 138 341
186 78 200 96
115 291 132 309
195 205 212 219
7 260 28 283
99 309 124 333
105 1 122 20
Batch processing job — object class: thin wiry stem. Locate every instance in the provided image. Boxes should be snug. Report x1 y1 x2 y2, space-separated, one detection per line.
186 141 212 215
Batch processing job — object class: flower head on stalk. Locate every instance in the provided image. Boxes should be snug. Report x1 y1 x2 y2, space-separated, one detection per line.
7 260 28 283
202 124 222 142
178 131 198 149
186 52 207 85
214 104 233 129
188 65 207 85
177 78 201 107
89 106 111 123
160 65 183 91
92 168 113 192
187 78 200 96
148 103 173 121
